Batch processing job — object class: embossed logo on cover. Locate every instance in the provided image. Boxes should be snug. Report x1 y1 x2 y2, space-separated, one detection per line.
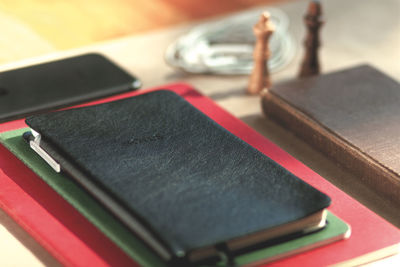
0 88 8 97
127 134 163 145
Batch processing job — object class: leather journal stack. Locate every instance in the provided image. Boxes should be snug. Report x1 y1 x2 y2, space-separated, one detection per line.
262 65 400 205
21 90 332 265
1 84 400 266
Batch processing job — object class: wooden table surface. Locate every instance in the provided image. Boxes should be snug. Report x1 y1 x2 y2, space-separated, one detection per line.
0 0 399 265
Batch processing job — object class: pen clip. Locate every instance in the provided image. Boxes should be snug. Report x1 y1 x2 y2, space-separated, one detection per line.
29 137 61 173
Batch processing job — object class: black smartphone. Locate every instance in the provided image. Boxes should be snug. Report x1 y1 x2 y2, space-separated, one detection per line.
0 53 141 123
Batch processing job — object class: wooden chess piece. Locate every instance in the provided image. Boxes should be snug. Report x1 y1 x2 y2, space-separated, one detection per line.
247 12 275 95
298 1 324 78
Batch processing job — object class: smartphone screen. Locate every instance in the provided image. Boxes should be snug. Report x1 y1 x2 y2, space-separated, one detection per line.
0 53 141 123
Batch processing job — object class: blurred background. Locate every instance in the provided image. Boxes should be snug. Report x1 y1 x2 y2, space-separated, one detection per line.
0 0 284 63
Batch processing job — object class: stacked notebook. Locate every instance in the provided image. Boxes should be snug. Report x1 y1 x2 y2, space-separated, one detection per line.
262 65 400 205
0 83 399 266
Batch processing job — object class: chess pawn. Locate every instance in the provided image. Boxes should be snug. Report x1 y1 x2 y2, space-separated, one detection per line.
298 1 324 78
247 12 275 95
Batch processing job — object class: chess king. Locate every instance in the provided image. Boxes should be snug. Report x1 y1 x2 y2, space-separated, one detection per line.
299 0 324 77
247 12 275 95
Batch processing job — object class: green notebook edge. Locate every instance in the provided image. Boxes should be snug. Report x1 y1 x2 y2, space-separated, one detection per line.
0 128 351 266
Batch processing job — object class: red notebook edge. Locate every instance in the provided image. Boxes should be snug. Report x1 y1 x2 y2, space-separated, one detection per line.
0 83 399 266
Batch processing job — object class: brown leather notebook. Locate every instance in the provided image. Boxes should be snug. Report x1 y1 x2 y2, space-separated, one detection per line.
262 65 400 205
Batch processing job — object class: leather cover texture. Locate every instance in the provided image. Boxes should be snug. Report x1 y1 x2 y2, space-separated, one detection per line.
262 65 400 205
0 53 139 123
25 90 330 258
0 84 399 267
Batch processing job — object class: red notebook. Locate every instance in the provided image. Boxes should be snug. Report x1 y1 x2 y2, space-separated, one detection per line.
0 83 399 266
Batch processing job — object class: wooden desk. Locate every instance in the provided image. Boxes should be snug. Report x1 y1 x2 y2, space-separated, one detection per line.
0 0 399 265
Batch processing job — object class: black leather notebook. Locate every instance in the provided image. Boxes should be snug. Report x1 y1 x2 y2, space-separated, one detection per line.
0 53 140 123
24 90 330 264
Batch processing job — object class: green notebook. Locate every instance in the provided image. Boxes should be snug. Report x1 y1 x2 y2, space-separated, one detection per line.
0 129 350 266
